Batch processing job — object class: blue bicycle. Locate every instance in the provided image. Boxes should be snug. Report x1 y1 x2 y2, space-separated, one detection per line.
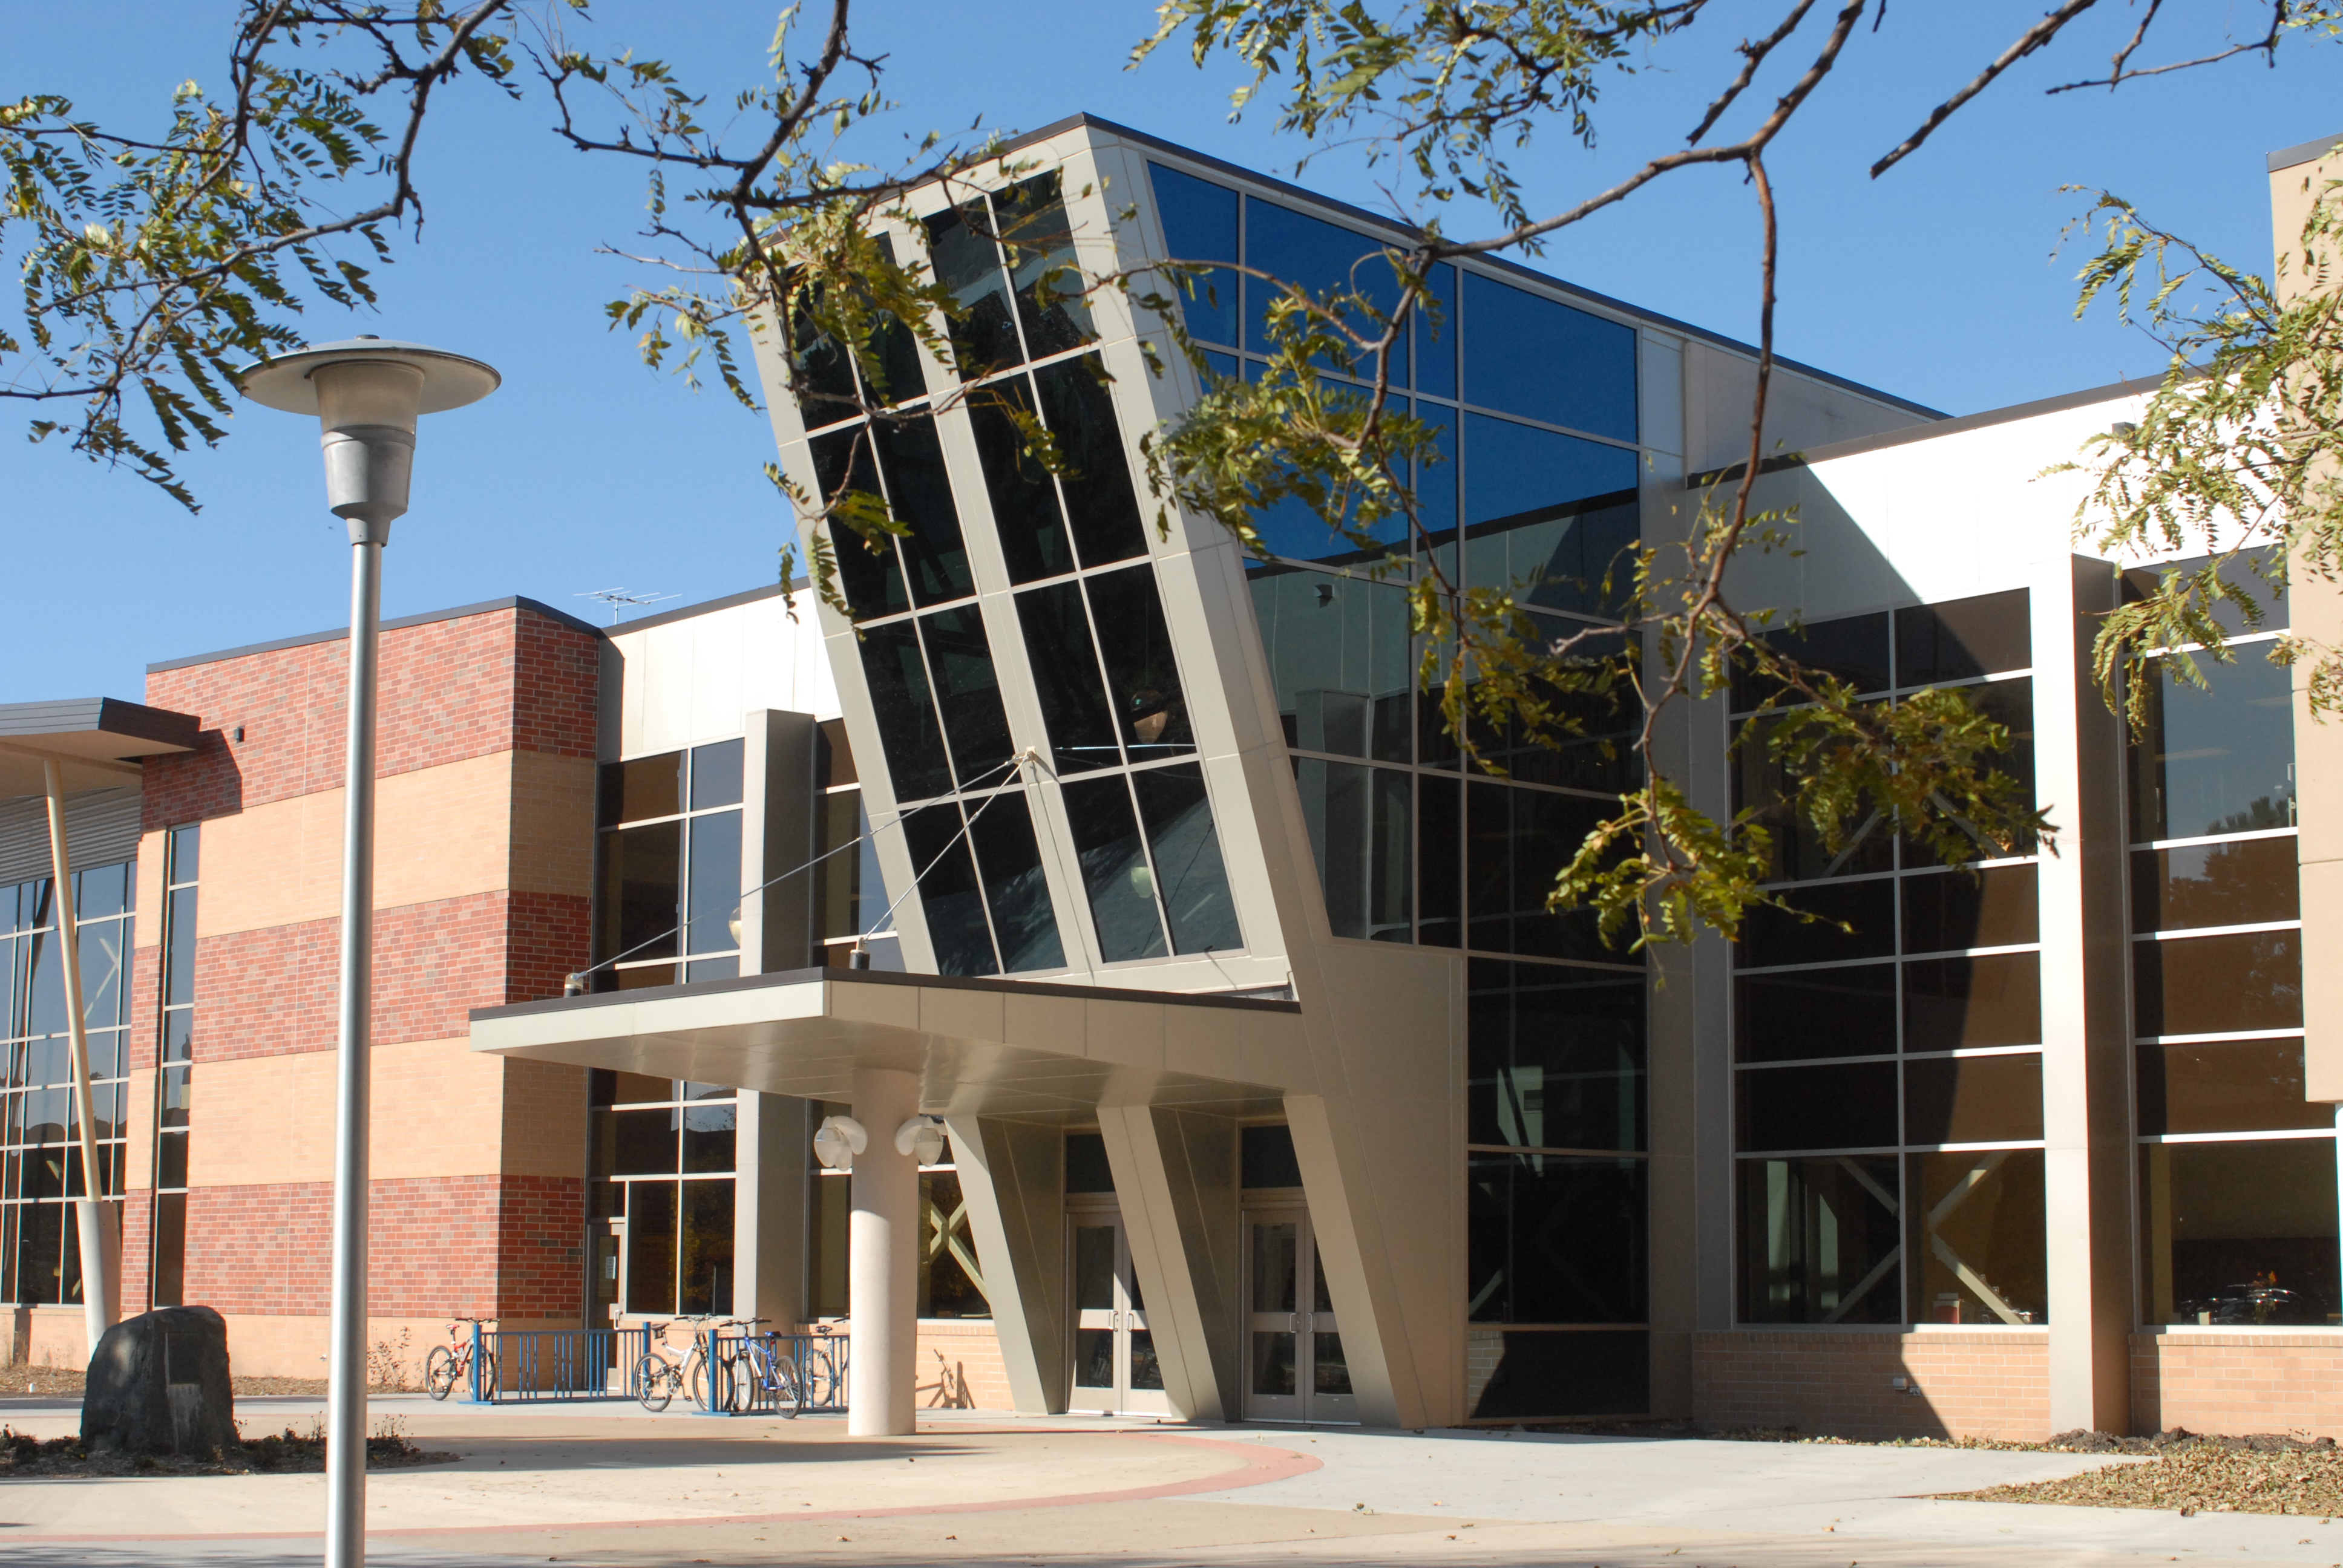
709 1318 807 1417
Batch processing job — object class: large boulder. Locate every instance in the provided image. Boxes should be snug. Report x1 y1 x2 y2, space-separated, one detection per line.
81 1304 238 1455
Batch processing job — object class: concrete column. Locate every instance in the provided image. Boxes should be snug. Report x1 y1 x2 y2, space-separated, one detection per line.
848 1067 919 1436
945 1114 1067 1413
1098 1102 1241 1422
2036 556 2135 1434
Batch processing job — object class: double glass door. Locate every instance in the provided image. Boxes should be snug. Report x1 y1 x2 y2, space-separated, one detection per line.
1069 1210 1167 1414
1245 1209 1355 1422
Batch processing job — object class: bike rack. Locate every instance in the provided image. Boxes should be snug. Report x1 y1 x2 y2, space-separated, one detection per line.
465 1322 654 1404
700 1328 852 1416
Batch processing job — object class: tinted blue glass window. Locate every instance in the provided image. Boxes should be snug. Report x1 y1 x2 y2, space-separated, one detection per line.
1461 272 1636 443
1464 494 1640 619
1249 567 1413 762
1464 414 1639 529
969 792 1065 973
1062 776 1167 961
857 621 952 800
1244 201 1407 383
1147 163 1240 348
1132 763 1242 954
1417 262 1458 399
902 805 995 976
1416 400 1458 540
1201 348 1241 382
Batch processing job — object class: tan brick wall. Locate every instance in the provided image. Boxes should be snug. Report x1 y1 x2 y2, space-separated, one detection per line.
1693 1330 2053 1441
914 1319 1012 1411
2134 1332 2343 1439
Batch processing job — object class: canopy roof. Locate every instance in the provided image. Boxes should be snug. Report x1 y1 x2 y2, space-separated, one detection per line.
0 697 200 795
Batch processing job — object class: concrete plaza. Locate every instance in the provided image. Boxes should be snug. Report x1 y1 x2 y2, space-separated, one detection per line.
3 1394 2338 1567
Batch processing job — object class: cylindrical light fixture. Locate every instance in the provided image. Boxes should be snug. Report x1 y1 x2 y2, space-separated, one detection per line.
236 336 497 1568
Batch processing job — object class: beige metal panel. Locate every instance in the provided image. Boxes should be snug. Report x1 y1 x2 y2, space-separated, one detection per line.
2035 556 2137 1435
738 1092 808 1335
1002 989 1087 1057
945 1114 1069 1413
2275 142 2343 1103
1084 998 1167 1072
1097 1101 1237 1421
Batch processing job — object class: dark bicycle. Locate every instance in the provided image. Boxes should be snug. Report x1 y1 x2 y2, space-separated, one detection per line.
424 1316 497 1400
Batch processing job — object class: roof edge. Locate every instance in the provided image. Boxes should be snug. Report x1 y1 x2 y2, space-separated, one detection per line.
146 595 603 675
602 578 812 638
2269 133 2343 174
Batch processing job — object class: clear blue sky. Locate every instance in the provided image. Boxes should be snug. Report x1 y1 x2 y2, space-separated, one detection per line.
5 3 2336 704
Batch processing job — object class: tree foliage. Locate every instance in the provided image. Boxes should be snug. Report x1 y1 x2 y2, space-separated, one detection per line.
6 0 2336 950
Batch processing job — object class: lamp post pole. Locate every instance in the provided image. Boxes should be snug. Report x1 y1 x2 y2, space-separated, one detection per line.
236 338 497 1568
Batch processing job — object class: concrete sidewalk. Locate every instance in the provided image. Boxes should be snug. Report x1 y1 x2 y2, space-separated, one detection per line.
1 1403 2333 1567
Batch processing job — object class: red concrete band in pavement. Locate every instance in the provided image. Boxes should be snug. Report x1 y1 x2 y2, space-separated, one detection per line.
29 1428 1325 1544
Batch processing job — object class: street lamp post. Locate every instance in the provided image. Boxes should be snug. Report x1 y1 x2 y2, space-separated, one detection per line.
236 338 497 1568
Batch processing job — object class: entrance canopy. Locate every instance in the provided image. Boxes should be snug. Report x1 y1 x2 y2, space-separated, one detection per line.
470 967 1304 1120
0 697 200 794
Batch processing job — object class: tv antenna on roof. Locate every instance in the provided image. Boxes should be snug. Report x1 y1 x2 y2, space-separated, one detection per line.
576 587 678 625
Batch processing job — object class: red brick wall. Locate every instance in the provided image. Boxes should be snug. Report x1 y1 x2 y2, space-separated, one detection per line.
185 1175 583 1319
192 890 589 1062
2133 1333 2343 1439
1693 1330 2053 1442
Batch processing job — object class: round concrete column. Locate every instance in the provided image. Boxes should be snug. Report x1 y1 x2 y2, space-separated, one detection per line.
848 1067 919 1436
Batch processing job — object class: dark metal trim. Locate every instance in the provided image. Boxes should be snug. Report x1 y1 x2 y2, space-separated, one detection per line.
0 696 202 751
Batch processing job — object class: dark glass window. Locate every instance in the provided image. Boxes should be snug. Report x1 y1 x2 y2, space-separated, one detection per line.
902 804 995 976
809 426 910 618
1062 776 1166 962
1463 414 1639 534
2138 1039 2325 1135
926 200 1023 376
1463 494 1641 620
2134 930 2302 1036
1902 953 2042 1051
602 751 683 826
683 1103 737 1174
1244 200 1407 382
857 621 952 801
681 1180 736 1317
1901 864 2039 955
1731 611 1892 713
1460 272 1636 442
874 415 975 608
1469 965 1644 1152
1296 761 1411 941
968 376 1074 584
1016 581 1120 773
1737 1060 1898 1152
1968 678 2037 814
2132 837 2299 931
2129 653 2297 840
1469 1328 1647 1419
1241 1123 1303 1188
1736 1155 1902 1324
1065 1131 1115 1193
1734 962 1897 1062
613 1107 679 1176
2141 1138 2338 1325
684 811 741 958
1909 1149 2046 1324
969 792 1066 973
1732 711 1895 883
1249 568 1412 762
995 171 1096 359
627 1181 679 1315
168 823 200 882
1132 763 1243 955
1417 773 1461 949
1738 878 1896 969
689 739 744 810
599 821 681 964
1894 589 2030 686
1147 163 1240 347
1903 1053 2044 1144
1087 567 1192 759
1502 788 1611 963
1468 1153 1646 1322
1032 356 1146 568
917 607 1017 786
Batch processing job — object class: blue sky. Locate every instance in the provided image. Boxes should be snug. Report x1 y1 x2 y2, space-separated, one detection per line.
4 3 2337 704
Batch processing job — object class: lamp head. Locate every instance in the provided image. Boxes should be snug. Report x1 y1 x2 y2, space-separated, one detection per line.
234 336 499 544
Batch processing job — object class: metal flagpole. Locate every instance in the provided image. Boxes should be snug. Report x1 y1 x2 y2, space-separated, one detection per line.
42 758 117 1353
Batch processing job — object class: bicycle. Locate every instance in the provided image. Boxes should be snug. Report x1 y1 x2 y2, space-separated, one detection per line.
798 1322 847 1410
424 1316 497 1401
708 1319 805 1417
633 1319 720 1413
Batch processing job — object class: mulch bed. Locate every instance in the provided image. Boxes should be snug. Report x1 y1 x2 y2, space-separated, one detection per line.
0 1421 457 1478
1941 1431 2343 1516
6 1365 330 1399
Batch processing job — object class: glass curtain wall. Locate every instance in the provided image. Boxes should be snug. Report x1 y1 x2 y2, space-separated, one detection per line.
811 719 903 970
586 1069 739 1315
2128 573 2333 1325
1731 590 2050 1328
152 826 197 1305
1 861 136 1306
1150 160 1653 1414
806 168 1243 973
594 739 746 988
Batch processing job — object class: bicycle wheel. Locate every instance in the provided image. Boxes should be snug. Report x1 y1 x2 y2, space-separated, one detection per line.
704 1347 739 1415
808 1342 844 1409
769 1354 805 1419
684 1346 711 1412
635 1353 674 1413
424 1345 458 1400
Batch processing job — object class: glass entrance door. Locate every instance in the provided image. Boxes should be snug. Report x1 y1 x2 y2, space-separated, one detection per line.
1244 1209 1356 1422
1068 1210 1167 1414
